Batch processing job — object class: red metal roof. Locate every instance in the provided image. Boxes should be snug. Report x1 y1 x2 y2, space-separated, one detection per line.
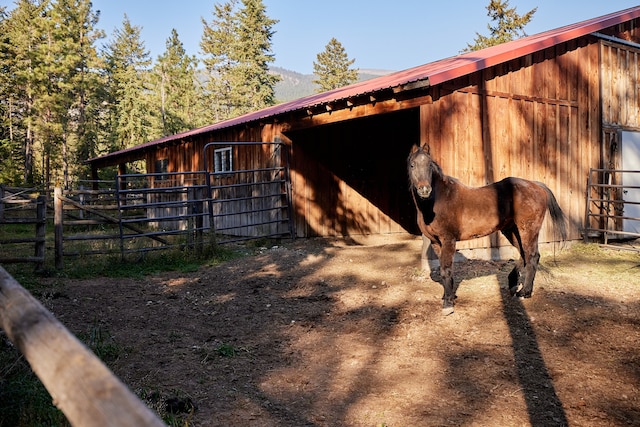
89 6 640 163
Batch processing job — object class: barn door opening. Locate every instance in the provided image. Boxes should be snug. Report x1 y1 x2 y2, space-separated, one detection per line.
621 131 640 234
203 141 294 244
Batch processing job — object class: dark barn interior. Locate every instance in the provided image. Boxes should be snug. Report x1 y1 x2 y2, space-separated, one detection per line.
286 109 421 236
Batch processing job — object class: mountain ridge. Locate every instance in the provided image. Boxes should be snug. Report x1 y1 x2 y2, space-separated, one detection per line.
271 66 394 103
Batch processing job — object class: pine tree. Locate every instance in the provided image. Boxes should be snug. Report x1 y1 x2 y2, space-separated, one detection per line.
0 0 103 186
46 0 103 187
201 0 236 121
0 0 49 185
233 0 280 113
35 5 68 187
0 6 22 184
150 29 201 138
463 0 536 52
312 38 359 93
0 6 24 185
104 15 152 155
201 0 279 121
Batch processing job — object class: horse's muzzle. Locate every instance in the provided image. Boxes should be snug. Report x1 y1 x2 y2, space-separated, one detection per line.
416 185 432 198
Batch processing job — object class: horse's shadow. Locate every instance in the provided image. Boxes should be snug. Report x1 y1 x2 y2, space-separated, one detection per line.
427 253 568 427
498 285 569 426
424 252 514 285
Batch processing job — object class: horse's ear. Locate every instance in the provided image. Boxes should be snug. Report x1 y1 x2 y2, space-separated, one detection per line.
421 143 431 155
410 144 420 154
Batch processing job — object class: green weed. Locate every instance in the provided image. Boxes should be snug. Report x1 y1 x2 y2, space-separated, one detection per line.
81 320 122 364
215 343 237 357
139 388 196 426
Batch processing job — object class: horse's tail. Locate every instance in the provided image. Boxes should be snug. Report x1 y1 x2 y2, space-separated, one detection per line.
540 183 567 241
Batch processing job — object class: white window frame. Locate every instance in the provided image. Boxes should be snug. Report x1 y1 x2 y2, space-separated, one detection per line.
214 147 233 173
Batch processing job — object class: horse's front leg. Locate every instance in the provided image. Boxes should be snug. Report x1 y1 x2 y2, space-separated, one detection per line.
439 239 457 315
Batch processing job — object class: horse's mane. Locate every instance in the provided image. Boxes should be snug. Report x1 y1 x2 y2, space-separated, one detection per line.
429 156 444 177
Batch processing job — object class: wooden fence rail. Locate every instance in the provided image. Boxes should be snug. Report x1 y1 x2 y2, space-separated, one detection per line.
0 186 46 269
53 177 210 268
0 266 165 426
2 167 294 268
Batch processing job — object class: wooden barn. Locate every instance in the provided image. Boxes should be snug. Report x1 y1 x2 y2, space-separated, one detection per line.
88 7 640 253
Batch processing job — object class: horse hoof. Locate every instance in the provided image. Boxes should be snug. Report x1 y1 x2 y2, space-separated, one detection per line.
516 291 532 299
510 284 523 297
442 306 455 316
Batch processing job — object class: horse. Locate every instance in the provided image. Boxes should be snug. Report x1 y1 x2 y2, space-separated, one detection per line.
407 143 567 315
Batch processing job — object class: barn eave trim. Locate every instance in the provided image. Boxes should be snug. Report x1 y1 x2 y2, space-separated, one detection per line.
392 78 431 94
304 88 398 117
591 31 640 50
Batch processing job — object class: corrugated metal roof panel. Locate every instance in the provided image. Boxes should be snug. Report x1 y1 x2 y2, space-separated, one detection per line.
89 6 640 163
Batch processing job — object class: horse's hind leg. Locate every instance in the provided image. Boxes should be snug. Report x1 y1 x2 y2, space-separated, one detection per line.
505 224 542 298
501 227 524 296
438 239 457 315
518 240 540 298
507 263 522 295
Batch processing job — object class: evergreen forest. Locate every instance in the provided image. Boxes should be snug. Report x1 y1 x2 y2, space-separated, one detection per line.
0 0 282 188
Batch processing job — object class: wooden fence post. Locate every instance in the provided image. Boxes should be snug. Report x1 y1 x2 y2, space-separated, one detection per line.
0 267 165 427
54 187 63 269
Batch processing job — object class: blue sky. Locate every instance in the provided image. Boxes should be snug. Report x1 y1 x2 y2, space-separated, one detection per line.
4 1 640 74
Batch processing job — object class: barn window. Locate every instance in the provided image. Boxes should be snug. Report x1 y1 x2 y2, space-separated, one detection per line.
155 158 168 180
214 147 233 173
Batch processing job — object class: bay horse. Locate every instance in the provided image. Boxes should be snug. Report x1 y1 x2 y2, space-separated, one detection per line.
408 144 567 315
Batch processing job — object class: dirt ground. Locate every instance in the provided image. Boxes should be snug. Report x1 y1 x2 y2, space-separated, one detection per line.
41 235 639 426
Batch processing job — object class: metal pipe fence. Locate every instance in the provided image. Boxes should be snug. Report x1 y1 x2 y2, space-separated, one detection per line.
585 168 640 250
1 162 295 268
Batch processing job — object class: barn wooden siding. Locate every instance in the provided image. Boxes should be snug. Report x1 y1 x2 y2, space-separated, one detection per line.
145 126 290 237
597 37 640 231
283 39 605 244
286 33 640 245
419 38 601 249
602 43 640 171
97 15 640 248
207 142 290 238
140 37 634 245
145 124 284 175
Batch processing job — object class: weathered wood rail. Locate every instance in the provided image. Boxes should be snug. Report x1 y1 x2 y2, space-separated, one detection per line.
0 266 165 426
51 176 211 268
1 166 294 268
0 186 46 268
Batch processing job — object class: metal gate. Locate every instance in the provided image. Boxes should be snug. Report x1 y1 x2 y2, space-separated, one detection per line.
204 141 295 244
585 168 640 250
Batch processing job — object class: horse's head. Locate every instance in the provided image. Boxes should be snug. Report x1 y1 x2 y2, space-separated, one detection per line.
408 144 437 199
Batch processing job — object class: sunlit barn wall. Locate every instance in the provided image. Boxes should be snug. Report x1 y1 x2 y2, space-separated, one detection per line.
91 15 640 250
419 38 601 249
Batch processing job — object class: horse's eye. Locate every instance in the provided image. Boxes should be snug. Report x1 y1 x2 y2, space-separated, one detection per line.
410 162 415 168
